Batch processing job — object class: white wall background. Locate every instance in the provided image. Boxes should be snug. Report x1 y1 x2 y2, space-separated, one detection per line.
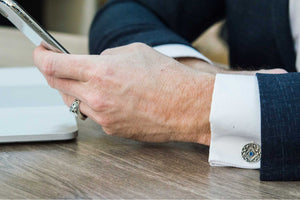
44 0 102 35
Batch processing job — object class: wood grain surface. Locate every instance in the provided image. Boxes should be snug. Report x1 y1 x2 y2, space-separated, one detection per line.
0 27 299 199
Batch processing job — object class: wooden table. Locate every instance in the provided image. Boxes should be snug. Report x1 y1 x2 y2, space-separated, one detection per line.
0 27 299 199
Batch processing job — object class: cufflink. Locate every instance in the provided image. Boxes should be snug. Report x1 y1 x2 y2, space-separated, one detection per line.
241 143 261 163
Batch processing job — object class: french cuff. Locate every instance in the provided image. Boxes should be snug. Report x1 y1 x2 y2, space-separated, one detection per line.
153 44 212 64
209 74 261 169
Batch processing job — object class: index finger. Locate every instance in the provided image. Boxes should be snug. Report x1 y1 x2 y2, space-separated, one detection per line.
33 45 92 82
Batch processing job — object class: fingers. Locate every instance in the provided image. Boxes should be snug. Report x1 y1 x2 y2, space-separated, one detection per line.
33 45 93 82
60 92 92 116
61 93 97 121
45 75 88 103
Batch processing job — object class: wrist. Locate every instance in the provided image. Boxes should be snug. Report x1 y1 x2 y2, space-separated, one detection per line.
171 68 215 146
193 73 214 146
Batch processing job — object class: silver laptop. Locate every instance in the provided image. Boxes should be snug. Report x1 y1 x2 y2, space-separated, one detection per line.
0 67 78 143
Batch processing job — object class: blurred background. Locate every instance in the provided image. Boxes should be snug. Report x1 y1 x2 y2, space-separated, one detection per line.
0 0 228 65
0 0 106 35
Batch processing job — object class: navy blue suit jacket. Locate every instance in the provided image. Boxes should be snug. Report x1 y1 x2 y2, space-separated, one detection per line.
89 0 300 181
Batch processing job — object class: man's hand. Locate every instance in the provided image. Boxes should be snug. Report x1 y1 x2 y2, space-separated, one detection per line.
33 43 214 145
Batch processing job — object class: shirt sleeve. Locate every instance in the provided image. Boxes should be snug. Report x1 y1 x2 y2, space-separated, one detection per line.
153 44 212 64
209 74 261 169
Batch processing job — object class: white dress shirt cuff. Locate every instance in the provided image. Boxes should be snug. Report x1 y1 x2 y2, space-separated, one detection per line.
153 44 212 64
209 74 261 169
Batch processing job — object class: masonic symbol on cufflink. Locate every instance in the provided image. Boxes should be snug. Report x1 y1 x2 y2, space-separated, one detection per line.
241 143 261 163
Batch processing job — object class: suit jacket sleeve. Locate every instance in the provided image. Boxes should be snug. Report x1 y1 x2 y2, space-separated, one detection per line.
89 0 225 54
257 73 300 181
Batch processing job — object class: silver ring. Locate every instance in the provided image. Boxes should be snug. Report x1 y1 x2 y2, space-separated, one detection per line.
70 99 87 120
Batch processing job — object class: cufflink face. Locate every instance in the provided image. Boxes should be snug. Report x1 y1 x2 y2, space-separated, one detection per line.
241 143 261 163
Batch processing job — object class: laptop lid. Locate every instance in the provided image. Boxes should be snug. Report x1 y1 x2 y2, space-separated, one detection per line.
0 67 78 143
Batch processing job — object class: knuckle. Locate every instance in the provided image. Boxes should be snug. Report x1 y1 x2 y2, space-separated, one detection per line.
69 56 92 80
42 55 56 76
88 96 105 112
84 66 95 81
89 70 103 83
103 65 115 77
69 55 84 67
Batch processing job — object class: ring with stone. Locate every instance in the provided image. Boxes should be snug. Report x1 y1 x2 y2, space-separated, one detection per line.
70 99 87 120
